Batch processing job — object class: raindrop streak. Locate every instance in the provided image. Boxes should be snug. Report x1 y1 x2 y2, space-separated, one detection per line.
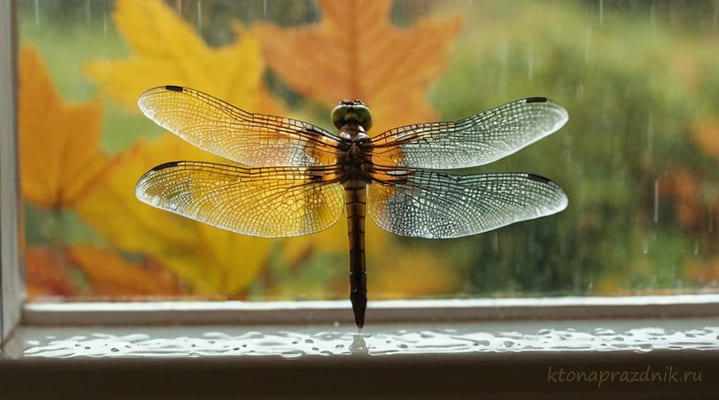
33 0 39 27
263 0 268 18
598 0 604 26
709 207 714 234
497 42 509 96
85 0 92 27
102 0 108 36
653 179 659 223
584 28 592 64
563 133 572 165
176 0 182 13
647 113 654 162
650 3 656 28
527 46 533 81
197 0 203 32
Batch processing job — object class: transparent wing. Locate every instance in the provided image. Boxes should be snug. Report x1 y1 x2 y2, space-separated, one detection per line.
370 97 568 169
136 161 345 238
138 86 342 167
369 170 568 238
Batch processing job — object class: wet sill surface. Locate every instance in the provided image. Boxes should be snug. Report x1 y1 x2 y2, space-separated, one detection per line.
2 318 719 399
4 318 719 358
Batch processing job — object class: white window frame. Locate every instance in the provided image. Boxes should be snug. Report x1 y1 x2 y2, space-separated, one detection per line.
2 1 719 397
0 0 23 346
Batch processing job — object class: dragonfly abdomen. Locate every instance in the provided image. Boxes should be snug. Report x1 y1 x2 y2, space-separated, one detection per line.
344 184 367 328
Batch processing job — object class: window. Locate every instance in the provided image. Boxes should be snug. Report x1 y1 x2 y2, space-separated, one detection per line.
16 0 719 307
3 1 719 397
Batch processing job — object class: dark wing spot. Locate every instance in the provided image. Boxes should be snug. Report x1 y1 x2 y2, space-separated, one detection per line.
165 85 184 92
525 97 548 103
526 173 552 183
150 161 181 171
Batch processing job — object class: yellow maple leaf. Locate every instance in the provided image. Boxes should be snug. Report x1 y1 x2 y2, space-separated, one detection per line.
84 0 282 114
371 249 461 300
19 46 123 208
78 0 291 295
74 134 273 295
256 0 462 133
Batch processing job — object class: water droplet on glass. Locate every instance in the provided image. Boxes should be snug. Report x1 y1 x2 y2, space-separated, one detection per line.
647 113 654 161
653 179 659 223
84 0 92 26
650 3 656 28
584 27 592 64
34 0 40 27
527 46 533 81
196 0 203 32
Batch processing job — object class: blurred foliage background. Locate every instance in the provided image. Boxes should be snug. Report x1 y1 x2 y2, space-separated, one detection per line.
17 0 719 303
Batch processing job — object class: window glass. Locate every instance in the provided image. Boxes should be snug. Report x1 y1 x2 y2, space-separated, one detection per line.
18 0 719 303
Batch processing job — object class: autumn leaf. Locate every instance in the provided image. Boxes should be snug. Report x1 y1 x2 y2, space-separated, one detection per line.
692 117 719 161
79 0 463 298
661 166 701 227
19 46 124 209
686 257 719 284
84 0 282 114
74 135 273 295
256 0 462 133
25 247 76 299
68 246 182 296
79 0 293 295
254 0 462 286
25 245 183 299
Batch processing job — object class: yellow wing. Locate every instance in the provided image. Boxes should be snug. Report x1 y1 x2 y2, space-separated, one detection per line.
138 86 342 167
135 161 345 238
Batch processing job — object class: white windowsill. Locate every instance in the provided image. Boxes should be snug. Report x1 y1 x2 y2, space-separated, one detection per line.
19 294 719 326
4 295 719 359
2 296 719 399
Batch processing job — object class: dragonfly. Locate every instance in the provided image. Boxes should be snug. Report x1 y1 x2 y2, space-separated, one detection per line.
135 85 569 328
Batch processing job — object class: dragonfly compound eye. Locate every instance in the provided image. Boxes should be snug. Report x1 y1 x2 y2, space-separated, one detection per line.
331 100 373 131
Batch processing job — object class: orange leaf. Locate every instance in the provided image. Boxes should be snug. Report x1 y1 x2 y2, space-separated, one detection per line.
74 135 272 295
67 246 182 296
25 247 76 299
19 46 122 208
256 0 462 282
256 0 462 132
692 117 719 161
84 0 282 114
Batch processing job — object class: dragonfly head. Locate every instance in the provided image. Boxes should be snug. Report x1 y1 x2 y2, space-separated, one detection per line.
331 100 373 131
